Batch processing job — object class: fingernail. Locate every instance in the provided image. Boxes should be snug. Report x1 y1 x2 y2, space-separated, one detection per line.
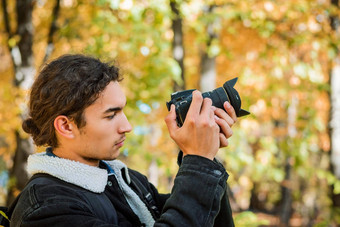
225 101 231 108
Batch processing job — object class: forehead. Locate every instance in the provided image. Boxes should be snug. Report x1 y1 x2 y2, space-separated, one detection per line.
88 81 126 112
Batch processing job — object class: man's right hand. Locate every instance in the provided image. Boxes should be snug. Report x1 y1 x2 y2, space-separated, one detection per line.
165 90 220 160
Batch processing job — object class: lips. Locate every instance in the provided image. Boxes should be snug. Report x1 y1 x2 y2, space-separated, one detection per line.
115 137 125 146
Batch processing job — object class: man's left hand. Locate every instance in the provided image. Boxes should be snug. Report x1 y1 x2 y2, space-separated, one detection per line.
212 101 237 148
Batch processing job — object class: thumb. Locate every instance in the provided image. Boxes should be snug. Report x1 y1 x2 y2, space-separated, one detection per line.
165 104 179 133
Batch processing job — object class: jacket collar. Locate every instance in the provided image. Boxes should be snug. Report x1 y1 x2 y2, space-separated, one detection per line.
27 152 128 193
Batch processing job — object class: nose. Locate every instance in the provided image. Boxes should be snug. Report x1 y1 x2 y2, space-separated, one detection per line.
119 113 132 133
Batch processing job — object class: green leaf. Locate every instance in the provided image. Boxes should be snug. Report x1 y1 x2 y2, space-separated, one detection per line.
334 181 340 194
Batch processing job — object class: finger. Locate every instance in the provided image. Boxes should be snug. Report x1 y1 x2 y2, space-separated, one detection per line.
186 90 203 119
219 133 229 148
214 107 235 127
200 98 213 117
215 115 233 139
164 104 179 135
224 101 237 123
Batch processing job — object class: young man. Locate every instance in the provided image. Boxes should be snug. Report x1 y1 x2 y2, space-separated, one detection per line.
8 54 237 226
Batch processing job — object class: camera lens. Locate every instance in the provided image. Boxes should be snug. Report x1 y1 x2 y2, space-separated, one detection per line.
167 77 250 126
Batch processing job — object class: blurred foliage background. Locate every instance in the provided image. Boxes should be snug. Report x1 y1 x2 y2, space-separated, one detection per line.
1 0 340 226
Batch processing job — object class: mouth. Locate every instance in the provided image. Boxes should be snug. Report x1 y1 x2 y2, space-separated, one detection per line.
115 137 126 147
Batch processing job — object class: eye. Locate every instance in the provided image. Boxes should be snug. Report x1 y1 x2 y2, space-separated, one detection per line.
105 114 116 120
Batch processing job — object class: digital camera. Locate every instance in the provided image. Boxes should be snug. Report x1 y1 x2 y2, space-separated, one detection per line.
166 77 250 126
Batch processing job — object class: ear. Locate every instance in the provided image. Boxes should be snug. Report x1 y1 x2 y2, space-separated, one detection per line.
54 115 76 139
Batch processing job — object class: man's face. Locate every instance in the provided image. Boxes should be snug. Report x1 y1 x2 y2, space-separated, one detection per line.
71 81 132 165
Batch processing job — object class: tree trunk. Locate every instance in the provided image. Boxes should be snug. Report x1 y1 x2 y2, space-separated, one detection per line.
279 96 298 226
169 0 186 175
6 132 33 204
170 0 185 92
330 58 340 207
200 52 216 92
4 0 36 206
43 0 61 63
329 0 340 208
279 158 293 226
199 5 217 92
2 0 61 205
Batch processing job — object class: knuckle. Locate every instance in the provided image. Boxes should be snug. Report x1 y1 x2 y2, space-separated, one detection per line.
186 118 196 126
204 98 213 106
201 120 209 127
214 117 221 124
215 108 223 114
228 118 235 125
194 90 203 99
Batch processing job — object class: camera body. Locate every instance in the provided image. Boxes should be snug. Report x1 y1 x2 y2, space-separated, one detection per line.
166 77 249 126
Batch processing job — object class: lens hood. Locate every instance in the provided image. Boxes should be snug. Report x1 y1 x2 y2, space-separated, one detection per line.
223 78 250 117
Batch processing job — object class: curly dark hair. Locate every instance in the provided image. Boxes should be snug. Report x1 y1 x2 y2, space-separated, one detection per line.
22 54 122 148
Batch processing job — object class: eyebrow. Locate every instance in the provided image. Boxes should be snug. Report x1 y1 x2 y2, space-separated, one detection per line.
103 107 122 114
103 102 127 114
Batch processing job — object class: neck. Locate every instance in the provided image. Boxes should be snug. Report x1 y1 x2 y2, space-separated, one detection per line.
52 147 100 167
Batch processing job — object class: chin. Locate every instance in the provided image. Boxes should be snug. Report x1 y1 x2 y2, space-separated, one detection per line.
103 151 120 161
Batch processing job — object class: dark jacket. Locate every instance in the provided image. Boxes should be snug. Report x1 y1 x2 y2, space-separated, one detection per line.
8 154 234 227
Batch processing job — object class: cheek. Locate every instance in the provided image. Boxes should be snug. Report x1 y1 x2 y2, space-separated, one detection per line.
90 127 111 139
84 117 120 139
93 122 118 138
81 129 112 150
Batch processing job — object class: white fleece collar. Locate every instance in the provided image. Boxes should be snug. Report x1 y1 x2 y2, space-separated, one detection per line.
27 153 109 193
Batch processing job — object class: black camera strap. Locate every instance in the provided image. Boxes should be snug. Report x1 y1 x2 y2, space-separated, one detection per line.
128 172 160 219
177 150 184 166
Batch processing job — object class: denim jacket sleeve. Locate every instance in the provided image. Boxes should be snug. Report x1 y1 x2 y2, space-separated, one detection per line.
155 155 234 227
